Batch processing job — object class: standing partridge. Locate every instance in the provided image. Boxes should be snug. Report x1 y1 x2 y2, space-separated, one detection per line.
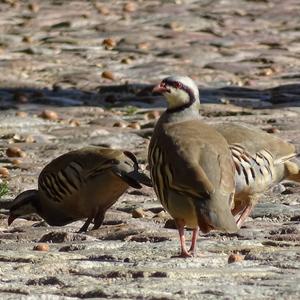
214 122 300 227
8 147 152 232
148 75 238 257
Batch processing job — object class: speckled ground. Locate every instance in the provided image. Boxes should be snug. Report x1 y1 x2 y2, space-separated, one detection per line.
0 1 300 299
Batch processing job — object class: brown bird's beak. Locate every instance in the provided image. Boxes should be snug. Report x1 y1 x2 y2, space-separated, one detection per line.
152 83 169 94
8 214 17 226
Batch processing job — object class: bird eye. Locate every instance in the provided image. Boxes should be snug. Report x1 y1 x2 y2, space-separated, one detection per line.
174 82 182 89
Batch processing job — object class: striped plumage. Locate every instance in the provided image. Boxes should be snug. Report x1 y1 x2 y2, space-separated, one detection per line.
149 75 300 257
149 76 238 257
8 147 152 232
214 122 300 227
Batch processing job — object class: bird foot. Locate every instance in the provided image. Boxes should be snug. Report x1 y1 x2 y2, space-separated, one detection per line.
188 249 196 257
172 250 193 258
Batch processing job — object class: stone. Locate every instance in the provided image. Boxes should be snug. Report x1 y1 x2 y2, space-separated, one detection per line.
0 0 300 298
33 243 49 251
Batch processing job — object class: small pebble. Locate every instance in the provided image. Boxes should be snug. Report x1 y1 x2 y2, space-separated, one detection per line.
11 134 22 143
0 167 9 177
39 110 59 121
15 111 28 117
127 122 141 130
102 71 115 81
102 38 116 48
95 5 110 15
28 2 39 13
137 42 149 50
33 243 49 251
113 121 127 128
260 68 274 76
121 57 132 64
123 2 136 13
25 135 35 143
155 210 169 220
22 36 33 43
228 253 243 264
6 146 26 158
265 127 280 134
164 21 184 32
145 111 160 120
68 119 80 127
132 208 145 218
12 159 22 166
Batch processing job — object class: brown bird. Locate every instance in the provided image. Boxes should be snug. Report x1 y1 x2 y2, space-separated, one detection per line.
8 147 152 232
214 122 300 227
148 75 238 257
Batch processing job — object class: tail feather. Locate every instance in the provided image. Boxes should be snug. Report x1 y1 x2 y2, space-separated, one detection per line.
194 195 238 234
135 172 153 187
209 207 238 233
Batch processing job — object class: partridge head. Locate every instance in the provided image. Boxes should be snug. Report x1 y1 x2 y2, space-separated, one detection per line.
9 147 152 232
149 75 237 257
153 75 200 112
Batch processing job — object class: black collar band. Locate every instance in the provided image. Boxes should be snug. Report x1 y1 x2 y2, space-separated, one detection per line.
165 85 196 113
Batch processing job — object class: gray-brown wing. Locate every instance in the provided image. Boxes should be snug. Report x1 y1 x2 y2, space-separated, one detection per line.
214 123 296 193
38 147 151 203
149 120 236 217
214 123 296 163
38 147 124 202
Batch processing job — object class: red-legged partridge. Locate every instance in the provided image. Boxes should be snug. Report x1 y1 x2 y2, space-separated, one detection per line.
8 147 152 232
148 76 238 257
214 123 300 227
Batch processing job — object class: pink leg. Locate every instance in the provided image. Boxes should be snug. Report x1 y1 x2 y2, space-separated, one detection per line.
188 227 199 256
176 220 192 258
236 203 253 228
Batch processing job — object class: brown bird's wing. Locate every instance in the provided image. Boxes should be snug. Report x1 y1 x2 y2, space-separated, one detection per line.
38 147 120 202
38 147 151 202
149 119 237 232
214 123 297 194
214 123 296 163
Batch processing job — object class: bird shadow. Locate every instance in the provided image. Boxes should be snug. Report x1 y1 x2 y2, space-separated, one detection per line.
1 82 300 111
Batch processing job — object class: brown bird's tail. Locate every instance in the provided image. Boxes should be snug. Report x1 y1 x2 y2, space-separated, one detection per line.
120 150 153 188
209 206 238 233
285 160 300 183
133 171 153 187
196 193 238 234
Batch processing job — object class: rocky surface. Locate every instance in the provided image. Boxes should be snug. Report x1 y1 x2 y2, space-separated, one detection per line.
0 0 300 299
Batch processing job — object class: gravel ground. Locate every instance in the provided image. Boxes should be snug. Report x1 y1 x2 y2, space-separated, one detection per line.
0 1 300 299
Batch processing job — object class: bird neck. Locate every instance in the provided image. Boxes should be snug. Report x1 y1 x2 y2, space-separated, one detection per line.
165 100 200 122
166 93 197 113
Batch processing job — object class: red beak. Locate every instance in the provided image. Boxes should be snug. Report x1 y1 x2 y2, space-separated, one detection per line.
8 215 17 226
152 84 169 94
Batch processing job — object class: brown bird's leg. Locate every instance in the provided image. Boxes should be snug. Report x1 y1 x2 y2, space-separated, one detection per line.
231 204 242 217
92 210 105 230
78 216 93 232
188 227 199 256
176 219 192 258
236 203 254 228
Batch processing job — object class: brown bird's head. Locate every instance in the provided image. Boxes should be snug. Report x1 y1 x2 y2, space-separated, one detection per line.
153 75 200 113
8 190 39 226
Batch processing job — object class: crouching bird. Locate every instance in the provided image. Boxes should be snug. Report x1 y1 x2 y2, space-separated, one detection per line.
8 147 152 232
148 75 238 257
